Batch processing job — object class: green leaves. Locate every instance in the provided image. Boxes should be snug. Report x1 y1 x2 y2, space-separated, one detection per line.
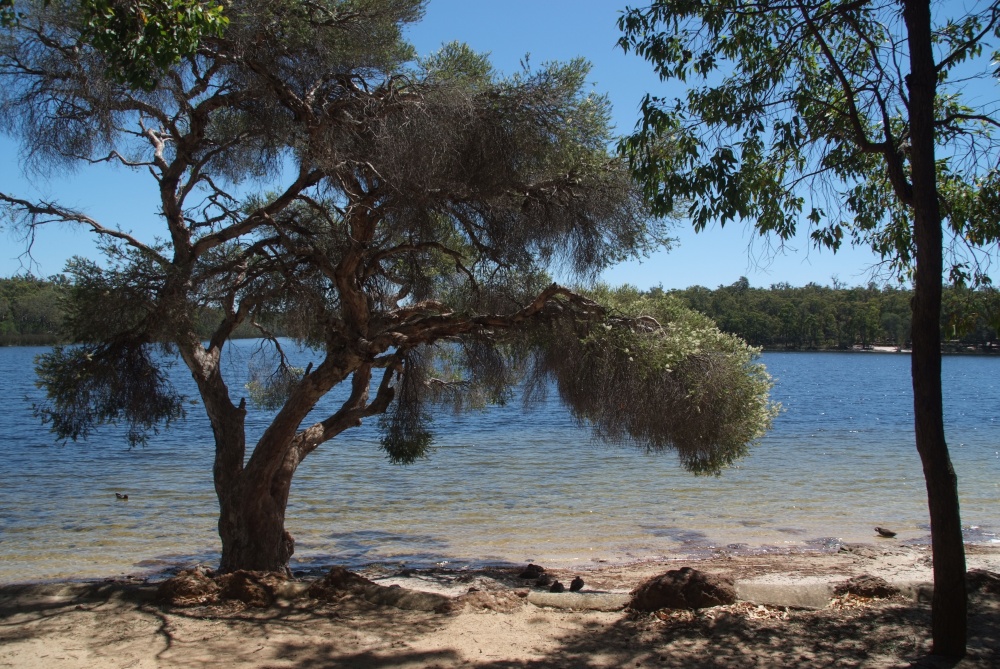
534 285 777 475
618 0 1000 284
78 0 229 90
379 351 435 464
418 40 495 88
0 0 15 26
28 254 185 446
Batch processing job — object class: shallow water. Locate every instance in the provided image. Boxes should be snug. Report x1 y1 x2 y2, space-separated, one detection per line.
0 344 997 583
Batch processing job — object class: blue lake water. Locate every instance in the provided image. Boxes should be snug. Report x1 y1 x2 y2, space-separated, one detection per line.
0 343 998 583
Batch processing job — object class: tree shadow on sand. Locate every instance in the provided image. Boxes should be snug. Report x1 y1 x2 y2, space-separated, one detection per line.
1 574 996 668
266 590 998 669
460 594 999 669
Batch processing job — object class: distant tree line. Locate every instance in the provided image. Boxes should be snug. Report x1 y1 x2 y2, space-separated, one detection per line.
5 273 998 352
659 278 1000 353
0 274 68 345
0 274 263 345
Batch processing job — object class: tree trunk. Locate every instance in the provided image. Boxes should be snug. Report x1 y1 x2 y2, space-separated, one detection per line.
213 425 303 573
217 472 295 573
903 0 968 657
184 343 300 574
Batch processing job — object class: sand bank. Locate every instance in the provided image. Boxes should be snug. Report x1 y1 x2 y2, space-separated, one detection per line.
2 543 998 668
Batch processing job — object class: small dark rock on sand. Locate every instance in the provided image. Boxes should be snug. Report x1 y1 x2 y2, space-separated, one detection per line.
519 564 545 579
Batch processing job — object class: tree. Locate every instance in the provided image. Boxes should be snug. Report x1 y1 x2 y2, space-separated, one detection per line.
1 0 228 89
619 0 1000 656
0 0 776 574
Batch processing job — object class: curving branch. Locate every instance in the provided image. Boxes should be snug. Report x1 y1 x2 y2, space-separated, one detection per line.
0 192 168 266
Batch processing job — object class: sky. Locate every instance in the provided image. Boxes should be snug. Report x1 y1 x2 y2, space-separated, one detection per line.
0 0 908 289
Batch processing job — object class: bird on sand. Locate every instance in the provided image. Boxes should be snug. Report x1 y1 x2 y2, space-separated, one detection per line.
874 526 896 538
549 580 565 593
115 492 129 501
570 576 584 592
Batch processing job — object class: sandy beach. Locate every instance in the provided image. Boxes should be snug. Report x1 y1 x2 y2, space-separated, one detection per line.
2 543 999 668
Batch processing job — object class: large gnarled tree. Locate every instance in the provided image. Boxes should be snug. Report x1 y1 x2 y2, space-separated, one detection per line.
619 0 1000 657
1 0 776 574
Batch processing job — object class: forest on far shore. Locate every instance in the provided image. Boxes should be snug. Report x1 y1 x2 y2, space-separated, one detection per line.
0 274 260 346
661 277 999 352
2 273 998 352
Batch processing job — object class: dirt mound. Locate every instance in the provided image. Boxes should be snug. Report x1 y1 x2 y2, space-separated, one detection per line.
156 568 220 606
157 569 292 607
308 566 455 613
457 588 528 613
832 574 900 599
629 567 737 611
306 566 378 600
217 570 289 607
968 569 1000 596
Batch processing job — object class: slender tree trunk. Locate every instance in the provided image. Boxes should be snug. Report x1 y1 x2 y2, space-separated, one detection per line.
903 0 967 657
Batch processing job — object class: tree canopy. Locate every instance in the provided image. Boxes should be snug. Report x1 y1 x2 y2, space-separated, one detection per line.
667 279 1000 352
0 0 775 573
0 273 68 345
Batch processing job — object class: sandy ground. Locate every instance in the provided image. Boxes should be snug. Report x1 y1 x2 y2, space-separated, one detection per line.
2 543 999 668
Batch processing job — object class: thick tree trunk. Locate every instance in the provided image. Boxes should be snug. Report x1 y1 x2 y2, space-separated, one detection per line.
214 429 300 574
180 339 301 575
217 473 295 573
903 0 967 657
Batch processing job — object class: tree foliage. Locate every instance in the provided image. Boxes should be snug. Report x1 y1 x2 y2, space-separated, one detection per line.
536 285 775 474
1 0 228 89
0 273 68 344
618 0 1000 281
0 0 774 572
10 272 998 352
667 279 1000 352
34 342 185 444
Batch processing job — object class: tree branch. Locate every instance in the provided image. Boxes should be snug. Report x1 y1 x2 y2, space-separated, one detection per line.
0 192 168 265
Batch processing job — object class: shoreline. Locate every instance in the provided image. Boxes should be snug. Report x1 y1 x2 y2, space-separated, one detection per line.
2 543 999 668
6 535 1000 589
759 344 1000 355
5 538 1000 588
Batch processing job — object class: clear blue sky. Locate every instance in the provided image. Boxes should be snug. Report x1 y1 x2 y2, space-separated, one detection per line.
1 0 898 289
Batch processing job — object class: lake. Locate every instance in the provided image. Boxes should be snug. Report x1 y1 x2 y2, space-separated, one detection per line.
0 344 997 583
